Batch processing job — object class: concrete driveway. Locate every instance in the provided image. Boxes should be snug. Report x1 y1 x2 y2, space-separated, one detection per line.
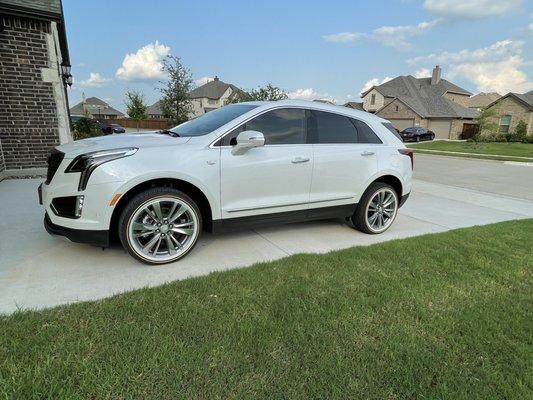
1 154 532 314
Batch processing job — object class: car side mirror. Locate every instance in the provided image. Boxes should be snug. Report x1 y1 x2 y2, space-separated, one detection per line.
231 130 265 155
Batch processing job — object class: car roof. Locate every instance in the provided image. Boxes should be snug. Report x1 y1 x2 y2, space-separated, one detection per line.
237 99 389 124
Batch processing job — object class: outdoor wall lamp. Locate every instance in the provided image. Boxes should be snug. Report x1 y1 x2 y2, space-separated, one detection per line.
61 63 73 87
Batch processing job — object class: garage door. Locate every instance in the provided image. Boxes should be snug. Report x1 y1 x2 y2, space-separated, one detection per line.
388 119 414 132
428 119 452 139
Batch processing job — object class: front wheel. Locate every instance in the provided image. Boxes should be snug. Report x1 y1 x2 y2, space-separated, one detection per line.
351 183 399 234
118 187 202 264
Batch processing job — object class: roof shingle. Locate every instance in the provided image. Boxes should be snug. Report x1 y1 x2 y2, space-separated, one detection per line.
365 75 476 119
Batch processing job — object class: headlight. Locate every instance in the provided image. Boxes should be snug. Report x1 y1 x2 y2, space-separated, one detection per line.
66 147 137 191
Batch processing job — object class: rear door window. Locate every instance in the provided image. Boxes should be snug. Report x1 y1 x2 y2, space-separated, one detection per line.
308 110 358 144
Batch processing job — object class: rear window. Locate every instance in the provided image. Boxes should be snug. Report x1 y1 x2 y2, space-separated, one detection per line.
382 122 403 141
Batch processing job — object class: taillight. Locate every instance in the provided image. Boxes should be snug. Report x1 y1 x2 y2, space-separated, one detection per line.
398 149 414 169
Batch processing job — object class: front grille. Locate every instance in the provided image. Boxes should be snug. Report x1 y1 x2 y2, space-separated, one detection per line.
45 149 65 184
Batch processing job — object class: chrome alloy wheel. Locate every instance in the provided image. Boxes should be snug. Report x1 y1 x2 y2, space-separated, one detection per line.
127 196 200 263
365 188 398 233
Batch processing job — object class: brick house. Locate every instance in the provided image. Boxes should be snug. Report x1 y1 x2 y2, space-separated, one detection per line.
70 96 125 120
360 66 478 139
0 0 72 179
189 77 242 117
146 100 165 119
468 92 501 110
484 91 533 135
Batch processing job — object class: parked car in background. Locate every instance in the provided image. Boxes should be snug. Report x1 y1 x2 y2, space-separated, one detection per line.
400 127 435 142
40 100 413 265
101 123 126 135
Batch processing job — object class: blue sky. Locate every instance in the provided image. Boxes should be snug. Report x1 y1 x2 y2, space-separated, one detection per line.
64 0 532 112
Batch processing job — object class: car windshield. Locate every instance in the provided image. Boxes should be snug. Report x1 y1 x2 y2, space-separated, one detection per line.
170 104 258 136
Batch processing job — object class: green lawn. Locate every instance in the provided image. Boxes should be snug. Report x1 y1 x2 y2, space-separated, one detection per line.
407 141 533 161
1 220 532 399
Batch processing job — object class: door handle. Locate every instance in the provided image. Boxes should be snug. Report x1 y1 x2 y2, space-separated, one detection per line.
361 151 375 156
292 156 310 164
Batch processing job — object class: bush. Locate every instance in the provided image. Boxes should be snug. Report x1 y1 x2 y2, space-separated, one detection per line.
72 118 101 140
509 120 528 143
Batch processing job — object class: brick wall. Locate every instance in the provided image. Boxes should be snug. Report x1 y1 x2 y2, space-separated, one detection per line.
0 15 60 170
487 97 533 135
376 98 426 127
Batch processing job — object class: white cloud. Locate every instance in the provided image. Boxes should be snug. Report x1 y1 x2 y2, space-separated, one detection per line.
414 68 431 78
323 20 440 49
449 57 533 93
322 32 365 43
195 76 214 86
360 77 392 94
424 0 522 18
78 72 111 87
528 22 533 31
116 41 170 81
407 40 533 93
288 88 337 103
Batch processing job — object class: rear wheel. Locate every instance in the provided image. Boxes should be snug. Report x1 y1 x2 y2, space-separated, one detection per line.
118 187 202 264
351 182 399 234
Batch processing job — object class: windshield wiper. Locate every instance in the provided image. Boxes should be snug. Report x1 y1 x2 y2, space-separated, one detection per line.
157 129 180 137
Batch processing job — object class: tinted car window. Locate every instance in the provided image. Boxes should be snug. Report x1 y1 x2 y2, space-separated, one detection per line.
351 119 382 144
219 124 245 146
246 108 306 145
309 110 357 144
171 104 257 137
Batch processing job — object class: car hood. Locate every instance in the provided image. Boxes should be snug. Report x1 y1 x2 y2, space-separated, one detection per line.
56 132 191 158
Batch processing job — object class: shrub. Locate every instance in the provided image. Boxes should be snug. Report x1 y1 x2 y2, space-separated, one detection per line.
72 118 101 140
510 120 528 143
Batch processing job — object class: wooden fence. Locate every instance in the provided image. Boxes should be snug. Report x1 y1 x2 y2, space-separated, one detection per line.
107 118 170 130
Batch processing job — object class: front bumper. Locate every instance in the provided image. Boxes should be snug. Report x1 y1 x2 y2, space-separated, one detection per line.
44 212 109 247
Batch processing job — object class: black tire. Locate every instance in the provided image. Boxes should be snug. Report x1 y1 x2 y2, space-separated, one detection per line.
118 187 202 265
351 182 399 234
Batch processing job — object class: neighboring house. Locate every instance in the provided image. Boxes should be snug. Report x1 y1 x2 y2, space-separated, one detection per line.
468 92 501 110
485 91 533 135
146 100 164 119
0 0 72 178
344 102 365 111
70 96 125 120
360 66 478 139
189 76 242 117
313 99 336 105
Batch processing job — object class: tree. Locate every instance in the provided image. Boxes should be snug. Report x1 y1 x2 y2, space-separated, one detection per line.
124 90 147 129
474 107 498 139
72 118 100 140
158 55 193 126
229 83 288 104
514 120 527 141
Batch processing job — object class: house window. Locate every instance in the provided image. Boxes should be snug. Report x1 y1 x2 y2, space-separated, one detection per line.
499 115 511 134
395 105 399 111
370 94 376 105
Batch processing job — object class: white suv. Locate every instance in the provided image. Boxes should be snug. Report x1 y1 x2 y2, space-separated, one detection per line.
40 100 413 264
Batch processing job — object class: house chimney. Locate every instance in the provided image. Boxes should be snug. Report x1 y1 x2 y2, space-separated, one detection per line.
214 76 219 81
431 65 441 85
